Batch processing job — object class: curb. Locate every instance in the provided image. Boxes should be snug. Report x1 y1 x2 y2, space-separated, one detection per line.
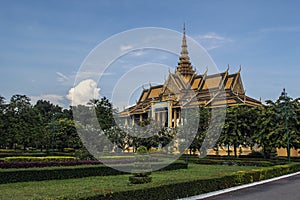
178 171 300 200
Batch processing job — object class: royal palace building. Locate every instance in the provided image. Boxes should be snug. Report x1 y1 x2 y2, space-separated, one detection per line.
119 27 262 128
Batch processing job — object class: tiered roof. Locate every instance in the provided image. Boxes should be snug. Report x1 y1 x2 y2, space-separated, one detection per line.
120 26 261 116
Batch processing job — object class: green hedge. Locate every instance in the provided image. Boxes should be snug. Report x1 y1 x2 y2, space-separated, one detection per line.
0 165 126 184
0 162 187 184
59 163 300 200
0 149 16 153
191 158 274 167
4 156 76 162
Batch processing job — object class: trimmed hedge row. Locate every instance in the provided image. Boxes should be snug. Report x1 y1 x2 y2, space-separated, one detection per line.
59 163 300 200
0 149 15 153
0 162 187 184
0 160 102 169
4 156 76 162
191 158 274 167
0 152 76 158
0 158 159 169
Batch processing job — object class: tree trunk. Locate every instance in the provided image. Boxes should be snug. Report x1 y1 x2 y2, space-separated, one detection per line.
234 143 237 158
227 145 230 157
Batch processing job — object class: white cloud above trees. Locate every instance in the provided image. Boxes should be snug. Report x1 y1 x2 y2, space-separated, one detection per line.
66 79 100 106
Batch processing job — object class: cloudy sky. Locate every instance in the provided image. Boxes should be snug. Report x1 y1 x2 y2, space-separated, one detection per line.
1 0 300 108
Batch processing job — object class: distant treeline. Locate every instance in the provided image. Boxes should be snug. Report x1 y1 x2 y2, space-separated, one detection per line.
0 93 299 159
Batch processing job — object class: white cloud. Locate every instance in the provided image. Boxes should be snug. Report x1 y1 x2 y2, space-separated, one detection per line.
66 79 100 106
120 45 133 52
194 32 232 50
31 94 65 107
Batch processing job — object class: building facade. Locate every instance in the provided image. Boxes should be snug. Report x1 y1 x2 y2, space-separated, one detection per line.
119 27 262 127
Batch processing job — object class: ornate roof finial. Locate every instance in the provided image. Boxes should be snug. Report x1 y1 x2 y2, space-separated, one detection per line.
174 23 195 82
204 66 208 74
180 23 189 60
238 65 242 73
226 64 230 72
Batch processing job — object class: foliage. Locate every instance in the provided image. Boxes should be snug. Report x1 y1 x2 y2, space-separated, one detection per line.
4 156 76 162
83 163 299 200
218 105 254 157
0 149 15 153
1 90 300 162
129 145 152 184
1 163 297 199
190 158 273 167
0 162 187 184
0 165 126 184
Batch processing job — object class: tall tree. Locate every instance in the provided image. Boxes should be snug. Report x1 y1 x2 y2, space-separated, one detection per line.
252 104 279 158
0 96 7 148
6 95 39 149
274 92 300 157
218 105 253 157
34 100 64 152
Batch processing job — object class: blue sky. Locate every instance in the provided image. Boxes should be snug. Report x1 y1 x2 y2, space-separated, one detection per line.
1 0 300 107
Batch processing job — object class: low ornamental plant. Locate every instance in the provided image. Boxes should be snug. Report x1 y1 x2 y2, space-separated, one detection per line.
0 161 187 184
4 156 76 162
129 146 152 184
1 158 159 169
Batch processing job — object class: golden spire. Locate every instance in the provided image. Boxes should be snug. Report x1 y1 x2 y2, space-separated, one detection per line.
180 23 190 60
176 23 195 82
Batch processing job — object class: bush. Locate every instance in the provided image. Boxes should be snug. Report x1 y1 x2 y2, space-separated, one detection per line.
129 176 152 184
4 156 76 162
0 162 187 184
239 150 264 158
188 158 273 167
0 149 15 153
63 148 75 152
129 145 152 184
0 160 102 169
0 165 127 184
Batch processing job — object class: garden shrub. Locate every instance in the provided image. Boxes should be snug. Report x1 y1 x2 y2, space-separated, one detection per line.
0 161 187 184
191 158 273 167
4 156 76 162
0 160 102 169
0 149 15 153
129 145 152 184
63 148 75 152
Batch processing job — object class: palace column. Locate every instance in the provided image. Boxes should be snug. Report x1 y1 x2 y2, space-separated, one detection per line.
139 115 142 122
168 102 173 128
174 108 177 127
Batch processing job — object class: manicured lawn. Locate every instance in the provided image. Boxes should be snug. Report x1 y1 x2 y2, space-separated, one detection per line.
0 164 261 200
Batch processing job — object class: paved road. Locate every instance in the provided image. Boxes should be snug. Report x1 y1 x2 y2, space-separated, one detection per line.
204 174 300 200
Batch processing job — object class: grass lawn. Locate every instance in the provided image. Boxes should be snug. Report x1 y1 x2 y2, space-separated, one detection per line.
0 164 262 200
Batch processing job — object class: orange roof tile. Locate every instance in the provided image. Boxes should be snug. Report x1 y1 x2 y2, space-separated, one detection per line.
139 90 149 102
225 77 234 89
148 87 163 99
202 76 222 90
191 77 201 89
